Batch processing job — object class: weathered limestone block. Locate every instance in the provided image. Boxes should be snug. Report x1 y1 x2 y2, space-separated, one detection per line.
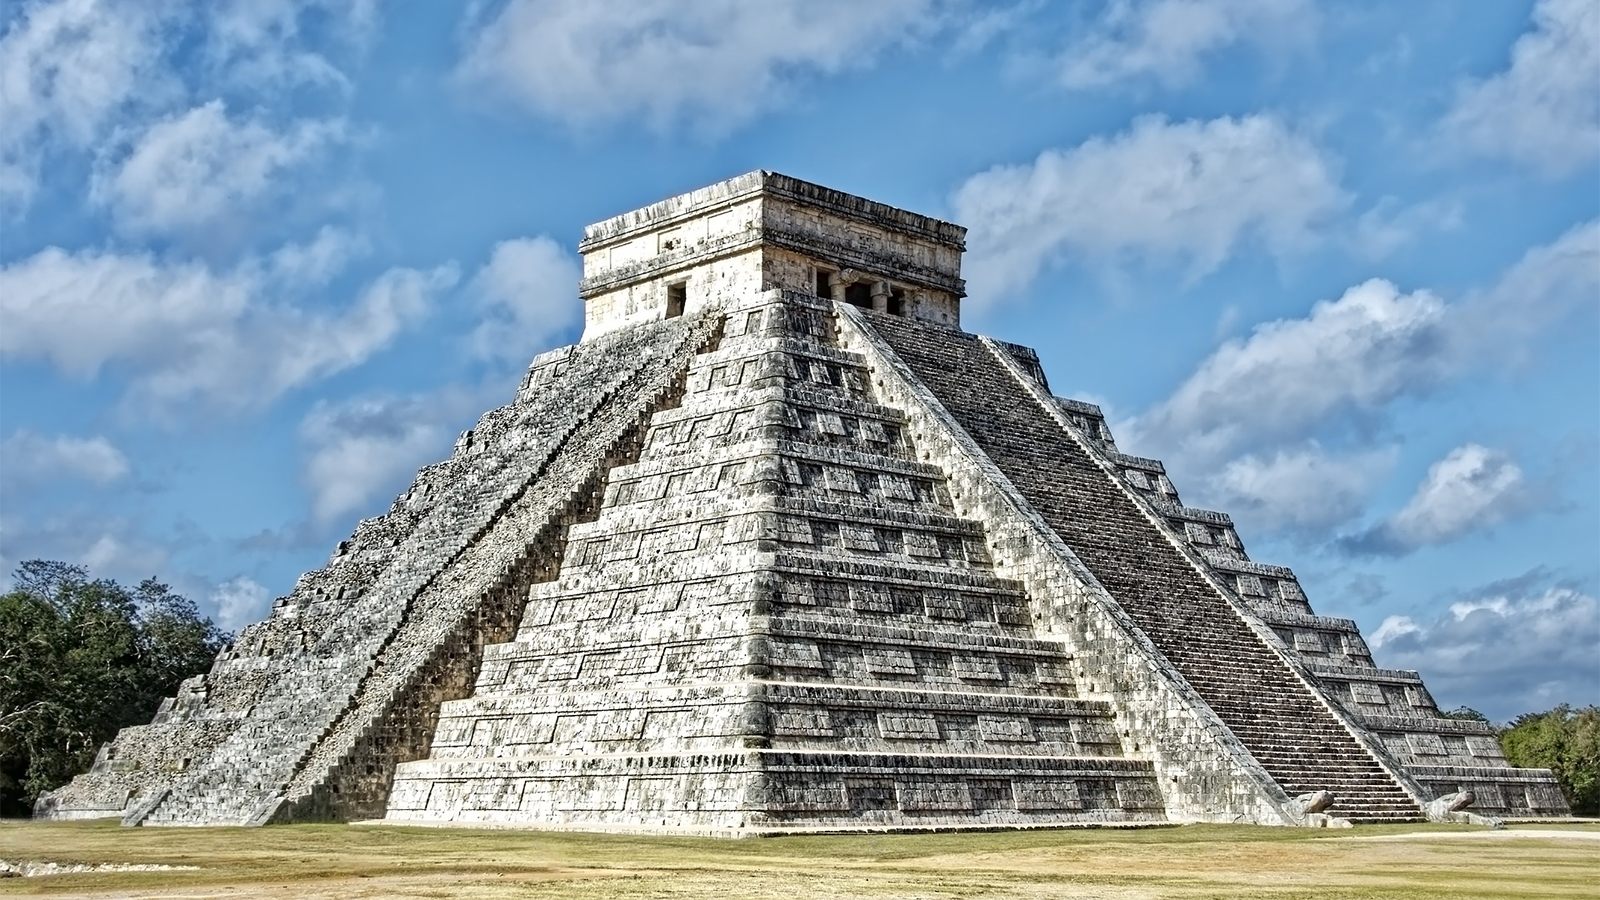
39 311 722 825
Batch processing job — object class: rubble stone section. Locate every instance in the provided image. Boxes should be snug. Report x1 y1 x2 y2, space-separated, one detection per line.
385 291 1164 833
36 312 724 825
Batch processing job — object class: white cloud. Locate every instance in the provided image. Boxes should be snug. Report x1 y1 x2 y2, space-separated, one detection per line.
1352 196 1464 260
1462 218 1600 357
0 245 457 415
91 100 348 236
210 574 272 631
455 0 947 131
1440 0 1600 177
953 114 1347 301
1119 221 1595 544
1129 278 1450 464
266 225 368 287
0 430 130 486
1205 444 1396 534
1055 0 1317 89
0 0 173 206
1345 444 1532 556
1369 614 1421 648
0 511 172 586
299 389 482 526
468 236 582 365
1128 221 1598 467
1368 573 1599 719
1387 445 1529 544
0 0 375 213
199 0 378 92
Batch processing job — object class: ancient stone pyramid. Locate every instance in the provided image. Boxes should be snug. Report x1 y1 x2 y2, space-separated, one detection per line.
40 173 1568 832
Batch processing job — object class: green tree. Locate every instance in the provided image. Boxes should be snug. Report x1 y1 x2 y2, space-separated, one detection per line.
1500 705 1600 815
0 561 228 816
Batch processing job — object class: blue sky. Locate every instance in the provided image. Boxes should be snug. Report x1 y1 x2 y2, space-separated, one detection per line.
1 0 1595 721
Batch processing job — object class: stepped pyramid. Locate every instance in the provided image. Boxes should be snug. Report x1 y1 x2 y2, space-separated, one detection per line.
39 172 1568 832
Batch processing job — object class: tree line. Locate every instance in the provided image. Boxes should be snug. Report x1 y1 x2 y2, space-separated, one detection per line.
1442 704 1599 815
0 559 1595 817
0 561 228 816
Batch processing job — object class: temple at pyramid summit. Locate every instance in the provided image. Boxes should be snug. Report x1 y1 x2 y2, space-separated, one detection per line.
39 172 1569 831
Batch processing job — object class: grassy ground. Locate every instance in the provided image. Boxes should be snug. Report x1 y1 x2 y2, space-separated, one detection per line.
1 819 1595 899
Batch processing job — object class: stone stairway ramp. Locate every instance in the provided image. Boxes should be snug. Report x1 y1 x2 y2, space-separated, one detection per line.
130 313 723 826
864 314 1423 823
267 311 728 822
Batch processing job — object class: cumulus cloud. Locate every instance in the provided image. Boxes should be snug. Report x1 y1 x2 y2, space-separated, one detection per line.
468 236 583 365
0 510 174 587
1 0 374 213
1369 570 1599 719
0 430 130 487
0 246 457 416
1351 196 1464 260
455 0 948 131
1128 220 1598 467
1439 0 1600 177
1055 0 1317 89
91 100 348 236
299 389 483 526
1343 444 1534 556
199 0 379 92
1117 219 1596 544
210 574 272 631
0 0 173 206
1464 218 1600 357
266 225 368 287
953 114 1347 301
1206 444 1396 535
1131 278 1451 464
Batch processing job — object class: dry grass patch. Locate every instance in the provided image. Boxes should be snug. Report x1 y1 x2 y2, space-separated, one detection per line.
0 819 1594 899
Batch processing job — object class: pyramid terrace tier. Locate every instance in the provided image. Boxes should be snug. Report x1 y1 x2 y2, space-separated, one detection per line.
387 751 1163 834
423 682 1127 759
857 311 1430 823
851 305 1567 822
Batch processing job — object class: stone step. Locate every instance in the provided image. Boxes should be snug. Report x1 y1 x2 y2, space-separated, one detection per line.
866 314 1423 822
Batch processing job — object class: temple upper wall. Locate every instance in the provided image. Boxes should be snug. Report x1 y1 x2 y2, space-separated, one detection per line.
578 171 967 341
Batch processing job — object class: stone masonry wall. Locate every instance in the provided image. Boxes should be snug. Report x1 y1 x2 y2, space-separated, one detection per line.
386 289 1163 834
37 311 723 825
835 302 1304 825
994 348 1568 818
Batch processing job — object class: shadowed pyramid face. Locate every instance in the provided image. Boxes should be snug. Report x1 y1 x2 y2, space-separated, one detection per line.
36 174 1570 832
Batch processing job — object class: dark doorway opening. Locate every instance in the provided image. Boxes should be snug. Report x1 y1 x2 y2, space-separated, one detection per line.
666 282 687 318
888 288 906 316
844 282 872 309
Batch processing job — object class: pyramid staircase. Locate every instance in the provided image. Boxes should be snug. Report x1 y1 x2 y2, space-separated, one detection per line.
861 312 1423 823
384 291 1166 832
